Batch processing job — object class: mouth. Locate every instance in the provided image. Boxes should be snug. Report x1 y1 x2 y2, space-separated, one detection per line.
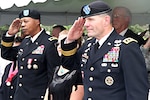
21 29 27 33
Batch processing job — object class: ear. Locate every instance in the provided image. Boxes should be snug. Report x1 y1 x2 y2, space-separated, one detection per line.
35 19 40 25
104 15 111 26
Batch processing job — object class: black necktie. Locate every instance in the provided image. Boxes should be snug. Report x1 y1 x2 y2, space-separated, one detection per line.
94 42 100 53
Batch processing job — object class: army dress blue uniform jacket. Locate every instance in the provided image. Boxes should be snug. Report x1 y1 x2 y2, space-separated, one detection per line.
1 29 60 100
0 63 17 100
61 30 149 100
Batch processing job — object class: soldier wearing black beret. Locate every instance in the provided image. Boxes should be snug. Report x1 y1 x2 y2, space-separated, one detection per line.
1 9 60 100
60 1 149 100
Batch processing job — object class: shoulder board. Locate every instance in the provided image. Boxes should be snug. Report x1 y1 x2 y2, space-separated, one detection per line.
123 37 138 44
49 37 58 41
87 37 93 41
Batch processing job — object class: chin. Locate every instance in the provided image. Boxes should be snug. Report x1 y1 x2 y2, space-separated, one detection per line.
23 32 30 36
87 33 93 37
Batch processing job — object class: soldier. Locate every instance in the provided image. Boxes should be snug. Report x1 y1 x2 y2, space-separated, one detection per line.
51 25 66 38
0 36 23 100
60 1 149 100
112 6 146 46
1 9 60 100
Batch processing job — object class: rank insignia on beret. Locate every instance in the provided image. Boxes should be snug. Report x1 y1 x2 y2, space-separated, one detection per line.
23 10 29 16
83 5 91 15
123 37 138 44
49 37 58 41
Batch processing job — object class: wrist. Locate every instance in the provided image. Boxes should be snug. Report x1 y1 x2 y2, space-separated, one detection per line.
65 38 75 44
143 44 150 49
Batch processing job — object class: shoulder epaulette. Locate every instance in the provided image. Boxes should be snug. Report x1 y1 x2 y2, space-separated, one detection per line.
123 37 138 44
49 37 58 41
87 37 93 41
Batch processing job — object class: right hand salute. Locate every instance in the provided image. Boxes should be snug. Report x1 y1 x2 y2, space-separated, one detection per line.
66 17 85 43
8 18 21 36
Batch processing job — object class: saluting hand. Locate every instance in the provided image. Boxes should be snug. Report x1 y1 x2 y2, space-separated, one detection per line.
8 18 22 36
144 37 150 49
66 17 85 43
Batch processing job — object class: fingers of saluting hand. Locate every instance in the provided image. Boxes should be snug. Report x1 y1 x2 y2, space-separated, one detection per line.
73 17 85 31
67 17 85 43
8 18 22 35
11 18 22 28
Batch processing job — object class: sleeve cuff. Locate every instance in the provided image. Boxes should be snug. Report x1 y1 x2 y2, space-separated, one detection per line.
61 38 78 56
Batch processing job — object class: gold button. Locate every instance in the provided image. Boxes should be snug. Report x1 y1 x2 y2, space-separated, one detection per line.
88 98 92 100
89 77 94 81
90 67 94 71
19 75 23 78
88 87 93 92
19 83 22 87
41 96 44 98
20 66 23 69
10 96 13 98
11 86 13 89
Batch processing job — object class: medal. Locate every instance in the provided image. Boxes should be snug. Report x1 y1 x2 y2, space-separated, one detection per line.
27 64 32 69
105 76 114 86
5 62 18 86
6 81 11 86
33 64 38 69
27 58 33 69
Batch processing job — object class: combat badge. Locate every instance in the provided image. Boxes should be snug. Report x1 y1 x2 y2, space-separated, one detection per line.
114 39 122 47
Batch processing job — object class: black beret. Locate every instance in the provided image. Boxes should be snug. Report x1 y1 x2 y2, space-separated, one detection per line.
81 1 112 18
19 9 40 20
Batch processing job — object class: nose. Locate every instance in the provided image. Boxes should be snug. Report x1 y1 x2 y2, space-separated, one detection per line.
21 21 25 27
84 20 89 27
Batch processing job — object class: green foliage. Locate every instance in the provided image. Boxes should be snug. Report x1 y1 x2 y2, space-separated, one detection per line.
129 24 149 34
0 24 149 35
0 24 9 31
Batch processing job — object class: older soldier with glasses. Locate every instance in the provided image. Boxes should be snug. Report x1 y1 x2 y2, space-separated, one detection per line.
60 1 149 100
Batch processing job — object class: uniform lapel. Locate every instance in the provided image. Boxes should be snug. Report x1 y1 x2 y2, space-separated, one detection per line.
22 41 37 57
22 30 45 57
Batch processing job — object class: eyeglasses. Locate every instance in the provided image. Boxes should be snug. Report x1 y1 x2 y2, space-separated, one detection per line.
112 14 127 18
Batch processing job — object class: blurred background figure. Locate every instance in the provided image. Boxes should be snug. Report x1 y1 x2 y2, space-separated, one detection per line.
140 37 150 85
112 6 146 46
140 37 150 100
0 35 24 100
50 30 84 100
51 25 66 38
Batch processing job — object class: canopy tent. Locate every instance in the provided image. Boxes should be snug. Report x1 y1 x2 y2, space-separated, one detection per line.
0 0 150 13
0 0 150 26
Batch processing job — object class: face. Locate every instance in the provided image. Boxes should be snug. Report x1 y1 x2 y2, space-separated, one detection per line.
84 15 107 39
20 17 40 37
51 27 61 38
112 8 129 32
